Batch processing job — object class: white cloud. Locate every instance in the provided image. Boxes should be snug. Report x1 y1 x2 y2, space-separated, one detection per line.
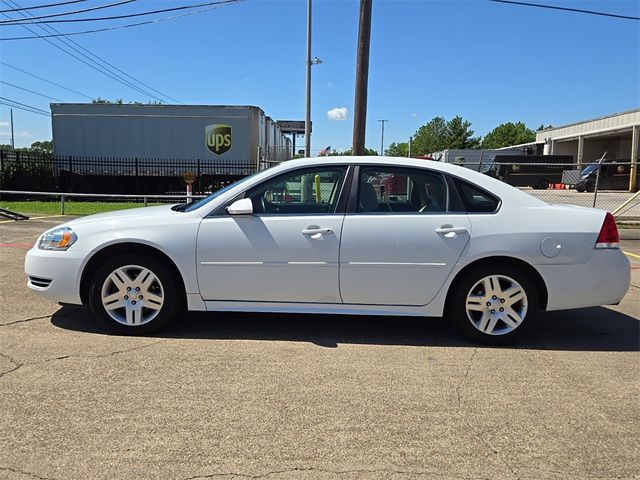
327 82 333 87
327 107 348 121
0 131 31 138
411 113 419 118
0 121 9 127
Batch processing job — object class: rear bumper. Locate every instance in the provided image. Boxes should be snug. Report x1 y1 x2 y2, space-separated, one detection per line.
25 247 85 305
538 249 630 311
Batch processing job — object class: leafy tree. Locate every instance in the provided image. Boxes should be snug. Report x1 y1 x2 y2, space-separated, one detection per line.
385 142 409 157
92 97 124 104
410 116 479 155
480 122 535 149
29 140 53 155
330 148 378 156
537 124 553 131
411 116 449 155
447 116 480 149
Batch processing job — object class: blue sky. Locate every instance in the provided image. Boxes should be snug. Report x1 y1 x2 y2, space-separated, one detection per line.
0 0 639 152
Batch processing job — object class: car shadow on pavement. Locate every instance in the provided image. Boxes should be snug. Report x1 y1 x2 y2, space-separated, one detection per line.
51 305 639 352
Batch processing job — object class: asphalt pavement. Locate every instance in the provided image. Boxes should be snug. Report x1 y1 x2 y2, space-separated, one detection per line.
1 216 638 480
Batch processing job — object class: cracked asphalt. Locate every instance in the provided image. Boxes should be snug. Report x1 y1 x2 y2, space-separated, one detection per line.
1 216 639 480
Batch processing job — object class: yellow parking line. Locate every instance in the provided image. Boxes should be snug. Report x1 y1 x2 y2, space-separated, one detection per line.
0 214 67 224
624 251 640 260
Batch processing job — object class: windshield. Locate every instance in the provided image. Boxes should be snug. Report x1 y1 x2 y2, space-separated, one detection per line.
581 164 599 175
176 172 262 213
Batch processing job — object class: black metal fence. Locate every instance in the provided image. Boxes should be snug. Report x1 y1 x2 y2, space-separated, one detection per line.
0 151 258 194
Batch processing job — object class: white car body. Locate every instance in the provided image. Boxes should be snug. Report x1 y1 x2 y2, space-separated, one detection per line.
25 157 630 333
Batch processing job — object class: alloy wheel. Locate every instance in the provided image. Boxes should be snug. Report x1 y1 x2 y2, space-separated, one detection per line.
100 264 164 326
465 274 528 335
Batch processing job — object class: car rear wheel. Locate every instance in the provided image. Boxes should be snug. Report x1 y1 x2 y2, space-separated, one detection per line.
88 254 181 334
450 265 539 345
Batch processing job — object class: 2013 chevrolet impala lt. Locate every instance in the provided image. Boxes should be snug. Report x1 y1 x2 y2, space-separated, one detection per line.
25 157 630 344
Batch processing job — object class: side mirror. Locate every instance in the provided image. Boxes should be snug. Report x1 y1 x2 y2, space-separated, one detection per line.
226 198 253 215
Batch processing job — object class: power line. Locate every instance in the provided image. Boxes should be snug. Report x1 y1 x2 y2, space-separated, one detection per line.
0 0 87 13
0 61 92 99
1 0 171 103
489 0 640 21
4 0 181 104
0 0 136 24
1 0 241 24
0 96 51 116
0 80 64 101
0 0 244 40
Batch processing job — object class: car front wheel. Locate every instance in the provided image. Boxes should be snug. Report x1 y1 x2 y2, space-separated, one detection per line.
450 265 539 345
88 254 181 334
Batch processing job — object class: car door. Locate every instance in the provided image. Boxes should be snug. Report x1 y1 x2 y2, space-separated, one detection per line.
339 165 471 306
196 165 350 303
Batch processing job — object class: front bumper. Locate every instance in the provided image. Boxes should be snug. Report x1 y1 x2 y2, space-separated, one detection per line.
538 248 630 311
24 247 86 305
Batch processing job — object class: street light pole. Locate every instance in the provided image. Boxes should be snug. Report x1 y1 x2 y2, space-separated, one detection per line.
352 0 373 156
304 0 312 158
378 119 387 155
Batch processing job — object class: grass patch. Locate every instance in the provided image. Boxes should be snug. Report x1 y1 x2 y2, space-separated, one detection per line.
0 200 164 216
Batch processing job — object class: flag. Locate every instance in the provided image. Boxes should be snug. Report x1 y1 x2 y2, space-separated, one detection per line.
318 145 331 156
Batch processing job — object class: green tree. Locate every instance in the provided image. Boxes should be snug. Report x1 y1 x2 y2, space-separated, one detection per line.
29 140 53 155
330 148 378 156
385 142 409 157
411 116 449 155
410 116 479 155
480 122 535 149
447 116 480 149
537 124 553 131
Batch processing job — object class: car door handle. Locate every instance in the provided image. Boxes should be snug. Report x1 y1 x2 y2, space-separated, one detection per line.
435 225 468 235
302 226 333 236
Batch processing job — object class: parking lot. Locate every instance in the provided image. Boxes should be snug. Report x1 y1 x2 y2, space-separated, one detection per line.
1 216 639 480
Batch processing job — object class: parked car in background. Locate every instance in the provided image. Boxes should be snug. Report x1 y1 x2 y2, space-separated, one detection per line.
25 157 630 345
575 159 637 192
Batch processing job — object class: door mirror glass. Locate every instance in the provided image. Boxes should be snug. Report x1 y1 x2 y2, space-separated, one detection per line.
226 198 253 215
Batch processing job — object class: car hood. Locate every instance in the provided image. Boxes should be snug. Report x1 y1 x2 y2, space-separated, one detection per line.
63 204 180 228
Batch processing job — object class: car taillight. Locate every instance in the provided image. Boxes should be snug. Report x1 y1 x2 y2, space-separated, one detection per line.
595 212 619 249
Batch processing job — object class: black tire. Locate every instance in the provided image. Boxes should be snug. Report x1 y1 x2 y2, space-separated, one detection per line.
586 181 595 193
536 179 550 190
88 253 182 335
448 264 540 345
575 187 585 193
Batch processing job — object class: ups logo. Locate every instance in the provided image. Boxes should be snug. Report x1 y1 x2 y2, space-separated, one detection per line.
205 124 232 155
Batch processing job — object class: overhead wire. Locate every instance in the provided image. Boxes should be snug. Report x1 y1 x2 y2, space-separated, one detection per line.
0 80 64 101
1 0 243 24
1 0 173 103
488 0 640 21
0 96 51 116
0 61 92 99
0 0 244 40
0 0 87 13
0 0 137 24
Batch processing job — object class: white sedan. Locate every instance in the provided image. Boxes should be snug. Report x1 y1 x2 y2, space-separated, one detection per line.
25 157 630 344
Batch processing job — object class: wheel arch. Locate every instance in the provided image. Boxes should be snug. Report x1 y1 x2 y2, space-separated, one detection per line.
80 242 187 306
445 256 548 313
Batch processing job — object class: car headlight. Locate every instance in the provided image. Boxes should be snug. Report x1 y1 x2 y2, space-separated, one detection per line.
38 227 77 251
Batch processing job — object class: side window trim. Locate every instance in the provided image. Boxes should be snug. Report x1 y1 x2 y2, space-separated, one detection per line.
447 174 502 214
208 165 353 217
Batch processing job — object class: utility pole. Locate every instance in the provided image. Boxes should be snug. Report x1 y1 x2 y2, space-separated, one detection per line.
304 0 312 158
352 0 372 156
378 119 387 156
10 108 14 149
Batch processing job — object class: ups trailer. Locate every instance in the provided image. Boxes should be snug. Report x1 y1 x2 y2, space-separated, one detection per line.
489 155 574 189
429 149 522 173
50 103 293 194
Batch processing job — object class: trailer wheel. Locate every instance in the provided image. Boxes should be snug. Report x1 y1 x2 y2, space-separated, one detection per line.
536 179 550 190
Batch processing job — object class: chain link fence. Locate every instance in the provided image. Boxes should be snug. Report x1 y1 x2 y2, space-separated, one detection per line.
453 160 639 220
